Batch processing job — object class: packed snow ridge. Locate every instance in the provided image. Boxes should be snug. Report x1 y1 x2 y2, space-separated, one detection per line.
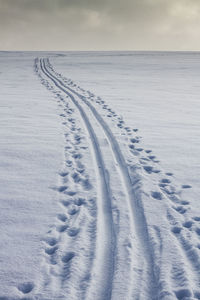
0 52 200 300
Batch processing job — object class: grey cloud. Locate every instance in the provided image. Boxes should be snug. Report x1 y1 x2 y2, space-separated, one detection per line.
0 0 200 50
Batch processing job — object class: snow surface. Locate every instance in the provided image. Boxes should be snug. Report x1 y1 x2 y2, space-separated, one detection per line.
0 51 200 300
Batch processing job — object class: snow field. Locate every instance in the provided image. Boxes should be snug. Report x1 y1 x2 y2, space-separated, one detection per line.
0 52 200 299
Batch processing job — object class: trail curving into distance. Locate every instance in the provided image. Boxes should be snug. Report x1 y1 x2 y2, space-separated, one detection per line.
38 57 159 299
35 56 200 300
40 58 116 299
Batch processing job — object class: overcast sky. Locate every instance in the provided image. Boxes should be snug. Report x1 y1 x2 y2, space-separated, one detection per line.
0 0 200 50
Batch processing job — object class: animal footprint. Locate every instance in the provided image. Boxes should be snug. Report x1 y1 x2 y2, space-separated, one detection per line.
56 224 68 233
125 127 131 132
130 138 139 144
153 169 161 174
62 252 75 263
140 157 149 162
57 213 68 222
136 148 143 152
81 178 92 190
75 198 85 206
173 206 187 214
171 226 182 234
61 200 71 207
181 200 190 205
148 155 156 161
183 221 193 229
160 178 171 184
68 227 80 237
44 237 57 246
59 171 68 177
73 153 82 159
74 135 81 144
151 191 162 200
145 150 152 153
68 205 79 215
175 288 192 299
143 165 160 174
143 166 153 174
18 282 34 294
72 172 81 183
129 144 135 150
182 184 192 189
45 246 58 255
159 183 167 188
55 185 68 193
66 191 77 196
66 160 73 167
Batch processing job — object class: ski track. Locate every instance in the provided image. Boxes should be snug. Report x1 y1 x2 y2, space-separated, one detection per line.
40 57 161 299
39 58 117 300
31 57 200 300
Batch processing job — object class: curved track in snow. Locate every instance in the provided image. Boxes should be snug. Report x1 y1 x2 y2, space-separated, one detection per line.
40 58 116 299
35 57 200 300
38 58 159 299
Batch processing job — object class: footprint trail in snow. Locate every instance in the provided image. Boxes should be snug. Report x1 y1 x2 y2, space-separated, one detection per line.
33 57 200 300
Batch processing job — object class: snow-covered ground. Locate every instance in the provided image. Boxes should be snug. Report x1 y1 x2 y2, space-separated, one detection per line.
0 51 200 299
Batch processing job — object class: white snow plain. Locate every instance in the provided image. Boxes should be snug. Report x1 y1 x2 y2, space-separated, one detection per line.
0 51 200 300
